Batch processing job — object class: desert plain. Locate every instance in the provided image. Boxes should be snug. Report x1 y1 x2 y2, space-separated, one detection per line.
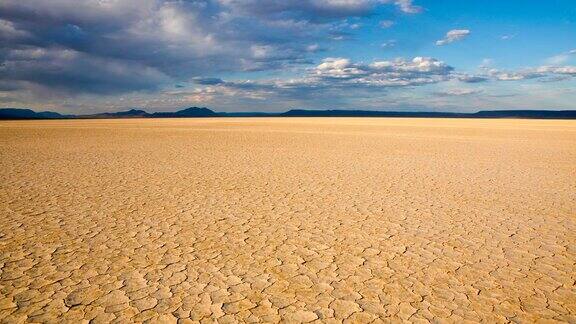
0 117 575 323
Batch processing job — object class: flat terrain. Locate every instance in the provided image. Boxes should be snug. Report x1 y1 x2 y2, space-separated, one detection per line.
0 118 575 323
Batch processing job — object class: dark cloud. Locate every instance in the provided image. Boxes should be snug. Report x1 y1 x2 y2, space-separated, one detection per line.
0 96 16 103
3 0 414 96
218 0 422 21
0 46 169 94
458 75 489 83
0 0 434 106
192 77 226 85
219 0 374 21
0 80 23 91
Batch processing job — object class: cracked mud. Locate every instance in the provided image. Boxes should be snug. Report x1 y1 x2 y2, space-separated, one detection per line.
0 118 575 323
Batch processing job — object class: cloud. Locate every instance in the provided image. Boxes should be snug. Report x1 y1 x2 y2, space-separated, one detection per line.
537 75 572 83
0 47 170 94
457 65 576 83
392 0 422 14
142 56 452 112
435 29 470 46
479 58 494 69
310 56 454 86
546 55 570 65
219 0 420 20
0 0 421 99
381 40 397 48
434 88 482 97
458 75 489 83
489 68 547 81
379 20 394 28
545 49 576 65
206 56 454 97
0 19 30 40
306 44 323 52
192 77 226 85
537 65 576 75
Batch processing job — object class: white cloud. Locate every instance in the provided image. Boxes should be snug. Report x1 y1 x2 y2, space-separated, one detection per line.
304 56 453 86
491 70 543 81
392 0 422 14
306 44 321 52
381 39 397 48
465 65 576 82
160 56 455 111
379 20 394 28
537 66 576 75
545 50 576 65
546 55 570 65
480 58 494 69
251 45 273 59
435 29 470 46
434 88 483 96
202 56 454 96
314 58 368 78
500 34 515 41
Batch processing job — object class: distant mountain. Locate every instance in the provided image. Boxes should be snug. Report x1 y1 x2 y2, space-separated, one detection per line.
81 109 150 119
281 109 576 119
79 107 216 118
473 110 576 119
0 107 218 119
150 107 217 118
1 107 575 120
0 108 68 119
281 109 464 118
219 111 280 117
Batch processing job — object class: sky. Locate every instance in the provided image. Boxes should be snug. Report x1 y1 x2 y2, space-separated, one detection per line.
1 0 575 114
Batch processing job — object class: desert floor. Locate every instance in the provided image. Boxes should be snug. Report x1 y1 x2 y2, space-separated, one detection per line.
0 118 575 323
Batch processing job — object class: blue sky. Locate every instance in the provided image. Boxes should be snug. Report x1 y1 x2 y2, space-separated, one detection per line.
1 0 575 113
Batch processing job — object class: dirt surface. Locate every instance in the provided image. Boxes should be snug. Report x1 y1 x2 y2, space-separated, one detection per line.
1 118 575 323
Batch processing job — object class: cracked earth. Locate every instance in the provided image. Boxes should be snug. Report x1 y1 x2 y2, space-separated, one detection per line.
0 118 575 323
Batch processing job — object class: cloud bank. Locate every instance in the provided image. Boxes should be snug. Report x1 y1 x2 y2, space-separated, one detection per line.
0 0 424 98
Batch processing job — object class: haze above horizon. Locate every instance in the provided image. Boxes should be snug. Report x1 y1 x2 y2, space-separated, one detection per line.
1 0 575 114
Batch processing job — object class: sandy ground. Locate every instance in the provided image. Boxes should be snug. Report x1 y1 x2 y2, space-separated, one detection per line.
0 118 575 323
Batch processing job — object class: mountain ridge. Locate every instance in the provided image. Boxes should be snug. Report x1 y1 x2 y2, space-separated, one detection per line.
2 107 576 120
